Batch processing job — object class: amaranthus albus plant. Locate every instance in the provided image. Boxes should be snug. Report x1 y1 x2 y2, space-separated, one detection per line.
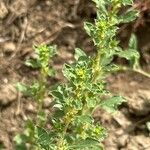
14 0 145 149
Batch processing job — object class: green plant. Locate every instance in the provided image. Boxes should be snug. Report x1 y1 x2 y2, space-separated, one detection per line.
14 45 56 149
119 34 150 78
21 45 55 116
14 0 148 149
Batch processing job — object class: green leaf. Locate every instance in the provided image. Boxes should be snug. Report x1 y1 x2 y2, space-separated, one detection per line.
37 111 46 125
74 48 86 61
146 122 150 132
47 45 57 58
14 135 23 145
92 0 107 13
53 109 64 119
22 81 40 98
127 34 140 68
100 96 124 113
16 82 27 93
47 68 55 77
13 134 30 150
53 104 63 109
24 119 35 137
92 0 105 6
101 56 113 66
84 22 95 37
129 34 137 50
104 64 120 72
86 97 97 108
51 86 64 100
122 0 133 5
62 64 75 80
119 9 138 23
14 144 26 150
25 59 40 69
75 115 93 125
115 49 139 60
70 138 102 149
35 126 51 146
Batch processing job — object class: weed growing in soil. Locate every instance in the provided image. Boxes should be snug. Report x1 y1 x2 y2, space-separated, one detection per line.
13 0 146 149
14 45 56 149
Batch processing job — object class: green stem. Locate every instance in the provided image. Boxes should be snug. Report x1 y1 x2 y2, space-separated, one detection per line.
92 50 101 82
36 72 47 126
62 119 70 139
57 119 71 150
134 68 150 78
120 66 150 78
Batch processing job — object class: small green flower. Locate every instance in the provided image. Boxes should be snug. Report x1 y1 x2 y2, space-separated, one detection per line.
75 68 86 79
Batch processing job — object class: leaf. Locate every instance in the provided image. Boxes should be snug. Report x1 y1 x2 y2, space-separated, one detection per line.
115 49 139 60
75 115 93 124
74 48 86 61
14 144 26 150
86 97 97 108
13 135 23 145
122 0 133 5
37 111 46 125
53 109 64 118
13 134 30 150
16 82 27 93
47 68 55 77
25 59 40 69
47 45 56 58
127 34 140 68
104 64 119 72
51 86 64 100
21 81 40 98
92 0 105 6
62 64 75 80
35 126 51 146
24 119 35 137
53 104 63 109
101 56 113 66
100 96 125 113
146 122 150 132
92 0 107 13
119 9 138 23
84 22 95 37
70 138 102 149
129 34 137 50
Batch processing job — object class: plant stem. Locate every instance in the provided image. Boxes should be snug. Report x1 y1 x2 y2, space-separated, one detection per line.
120 66 150 78
57 122 70 150
36 72 47 126
134 68 150 78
